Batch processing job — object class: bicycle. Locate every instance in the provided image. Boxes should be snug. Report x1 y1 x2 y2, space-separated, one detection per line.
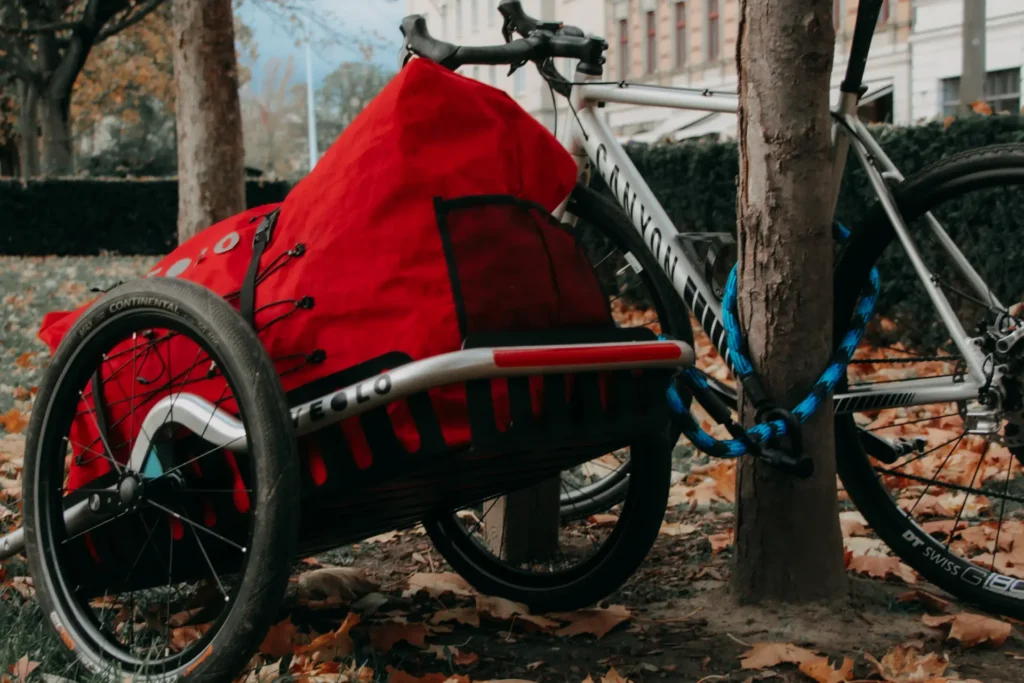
400 0 1024 618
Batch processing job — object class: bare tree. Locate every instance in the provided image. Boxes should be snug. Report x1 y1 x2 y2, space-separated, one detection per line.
172 0 245 243
732 0 846 602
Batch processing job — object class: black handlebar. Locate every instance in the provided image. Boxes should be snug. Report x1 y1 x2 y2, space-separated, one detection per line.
400 4 604 72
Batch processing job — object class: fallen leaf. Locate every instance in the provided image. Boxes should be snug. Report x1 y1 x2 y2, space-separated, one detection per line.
365 530 399 544
897 589 952 613
0 410 27 435
260 618 296 659
588 514 619 527
600 668 631 683
351 592 389 615
550 605 631 639
369 622 428 653
169 625 209 652
8 656 39 683
847 555 917 584
385 667 469 683
922 612 1012 647
453 649 479 666
659 521 698 537
799 656 854 682
431 607 480 627
739 642 819 669
404 572 476 598
476 595 528 621
864 643 949 681
708 530 734 553
13 353 36 369
296 612 360 660
297 567 380 605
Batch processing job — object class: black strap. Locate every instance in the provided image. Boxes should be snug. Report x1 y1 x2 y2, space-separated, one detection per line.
241 208 280 326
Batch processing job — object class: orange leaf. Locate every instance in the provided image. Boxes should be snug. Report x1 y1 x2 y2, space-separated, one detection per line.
369 622 427 653
0 410 27 435
13 353 36 369
864 643 949 681
708 530 734 553
847 555 917 584
739 642 819 669
798 656 854 682
430 607 480 627
587 513 619 527
7 655 39 683
550 605 631 639
921 612 1013 647
259 618 297 658
296 612 360 659
600 668 631 683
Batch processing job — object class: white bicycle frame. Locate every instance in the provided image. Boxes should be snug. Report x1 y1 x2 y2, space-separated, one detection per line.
552 73 997 415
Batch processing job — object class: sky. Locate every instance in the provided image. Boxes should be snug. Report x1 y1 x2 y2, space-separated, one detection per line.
238 0 407 92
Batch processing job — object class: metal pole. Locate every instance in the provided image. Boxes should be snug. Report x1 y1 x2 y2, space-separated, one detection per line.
959 0 986 116
305 40 319 171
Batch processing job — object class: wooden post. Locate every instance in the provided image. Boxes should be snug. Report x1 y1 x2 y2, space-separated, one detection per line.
486 478 561 564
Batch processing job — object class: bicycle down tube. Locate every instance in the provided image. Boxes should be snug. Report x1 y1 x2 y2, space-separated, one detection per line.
558 74 986 416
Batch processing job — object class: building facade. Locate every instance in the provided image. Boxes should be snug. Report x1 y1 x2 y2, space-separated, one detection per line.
403 0 1022 141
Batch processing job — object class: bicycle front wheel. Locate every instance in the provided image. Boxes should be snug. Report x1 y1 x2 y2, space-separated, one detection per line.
834 144 1024 618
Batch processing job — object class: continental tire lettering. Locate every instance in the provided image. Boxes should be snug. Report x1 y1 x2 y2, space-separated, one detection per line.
50 612 75 652
108 297 180 314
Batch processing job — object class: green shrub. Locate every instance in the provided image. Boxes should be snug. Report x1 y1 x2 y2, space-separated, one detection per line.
0 178 291 256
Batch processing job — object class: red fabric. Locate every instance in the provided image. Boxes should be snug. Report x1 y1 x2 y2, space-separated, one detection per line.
40 58 610 493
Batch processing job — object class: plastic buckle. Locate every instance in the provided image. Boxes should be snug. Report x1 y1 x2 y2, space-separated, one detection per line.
757 408 814 479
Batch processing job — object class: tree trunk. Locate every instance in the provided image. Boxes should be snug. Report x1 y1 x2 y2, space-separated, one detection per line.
38 95 73 175
172 0 246 243
485 479 560 564
732 0 846 603
17 80 39 179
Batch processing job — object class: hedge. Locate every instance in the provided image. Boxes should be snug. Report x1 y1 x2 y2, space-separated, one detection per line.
0 178 291 256
596 115 1024 349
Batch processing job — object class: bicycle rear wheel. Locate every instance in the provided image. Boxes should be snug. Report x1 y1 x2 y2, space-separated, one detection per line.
554 186 695 519
834 144 1024 618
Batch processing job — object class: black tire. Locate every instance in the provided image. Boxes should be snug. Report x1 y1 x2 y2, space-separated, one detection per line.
555 186 695 519
833 144 1024 618
24 278 301 681
425 432 673 612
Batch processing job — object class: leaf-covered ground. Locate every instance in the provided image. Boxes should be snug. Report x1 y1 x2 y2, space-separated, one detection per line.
0 256 1022 682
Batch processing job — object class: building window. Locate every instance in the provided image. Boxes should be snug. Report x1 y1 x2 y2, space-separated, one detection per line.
675 2 687 69
877 0 889 25
941 68 1022 117
707 0 720 62
833 0 842 32
471 0 479 30
456 0 463 37
489 64 496 85
645 11 656 74
514 67 525 95
618 18 629 79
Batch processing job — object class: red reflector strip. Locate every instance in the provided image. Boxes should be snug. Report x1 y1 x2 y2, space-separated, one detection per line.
492 342 682 368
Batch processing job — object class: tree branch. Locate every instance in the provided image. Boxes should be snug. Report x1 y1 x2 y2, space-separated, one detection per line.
96 0 166 41
0 19 78 35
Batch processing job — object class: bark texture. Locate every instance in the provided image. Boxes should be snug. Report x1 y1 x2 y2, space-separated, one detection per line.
17 80 39 178
733 0 846 603
172 0 245 243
